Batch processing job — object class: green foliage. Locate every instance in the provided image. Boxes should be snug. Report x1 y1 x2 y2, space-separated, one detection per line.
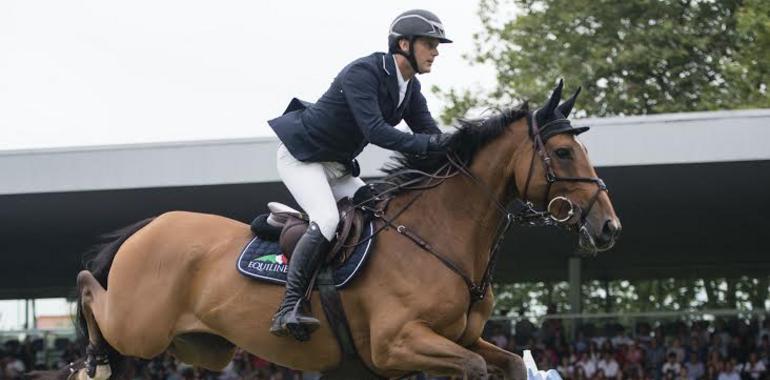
436 0 770 122
733 0 770 104
430 85 482 126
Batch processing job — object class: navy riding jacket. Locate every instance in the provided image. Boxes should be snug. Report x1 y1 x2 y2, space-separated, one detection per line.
268 52 441 164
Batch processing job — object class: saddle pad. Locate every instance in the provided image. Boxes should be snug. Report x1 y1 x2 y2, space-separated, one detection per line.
236 222 376 288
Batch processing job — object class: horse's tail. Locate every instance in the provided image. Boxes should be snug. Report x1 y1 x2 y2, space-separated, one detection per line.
74 217 156 379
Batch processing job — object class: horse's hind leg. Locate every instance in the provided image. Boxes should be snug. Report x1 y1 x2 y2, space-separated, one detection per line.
76 271 113 380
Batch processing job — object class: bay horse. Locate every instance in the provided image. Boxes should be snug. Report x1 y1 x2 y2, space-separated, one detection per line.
39 80 620 380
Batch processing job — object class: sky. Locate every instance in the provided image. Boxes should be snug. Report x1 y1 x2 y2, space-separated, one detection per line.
0 0 503 328
0 0 501 151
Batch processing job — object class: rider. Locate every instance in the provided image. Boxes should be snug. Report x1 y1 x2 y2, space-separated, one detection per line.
267 9 453 339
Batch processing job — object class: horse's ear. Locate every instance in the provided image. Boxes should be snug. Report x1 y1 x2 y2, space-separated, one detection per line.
557 86 581 118
542 79 564 116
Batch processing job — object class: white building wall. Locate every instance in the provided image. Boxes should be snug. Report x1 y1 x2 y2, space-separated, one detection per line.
575 109 770 167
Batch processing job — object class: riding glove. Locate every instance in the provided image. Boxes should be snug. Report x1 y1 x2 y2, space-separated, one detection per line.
426 133 453 153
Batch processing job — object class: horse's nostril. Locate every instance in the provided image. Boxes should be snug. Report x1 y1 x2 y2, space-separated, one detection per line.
601 219 620 241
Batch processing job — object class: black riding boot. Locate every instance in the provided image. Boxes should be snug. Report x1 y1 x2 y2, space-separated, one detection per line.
270 222 329 341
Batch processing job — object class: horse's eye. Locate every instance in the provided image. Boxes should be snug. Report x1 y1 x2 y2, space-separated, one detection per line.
555 148 572 159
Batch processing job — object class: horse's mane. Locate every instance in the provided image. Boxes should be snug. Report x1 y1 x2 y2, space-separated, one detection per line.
380 102 530 190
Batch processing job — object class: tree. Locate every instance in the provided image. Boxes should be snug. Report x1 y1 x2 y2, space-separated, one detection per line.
732 0 770 104
435 0 770 123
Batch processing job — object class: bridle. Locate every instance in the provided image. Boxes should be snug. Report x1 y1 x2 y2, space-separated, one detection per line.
517 110 608 232
355 109 609 304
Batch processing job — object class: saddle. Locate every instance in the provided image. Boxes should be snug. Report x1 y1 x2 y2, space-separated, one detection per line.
250 197 368 266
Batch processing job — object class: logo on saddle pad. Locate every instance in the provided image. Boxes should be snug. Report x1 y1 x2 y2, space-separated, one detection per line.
247 253 288 273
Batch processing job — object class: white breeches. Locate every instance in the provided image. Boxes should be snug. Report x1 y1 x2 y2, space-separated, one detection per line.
276 144 366 241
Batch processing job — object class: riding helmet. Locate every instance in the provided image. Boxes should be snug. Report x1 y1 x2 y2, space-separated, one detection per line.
388 9 452 73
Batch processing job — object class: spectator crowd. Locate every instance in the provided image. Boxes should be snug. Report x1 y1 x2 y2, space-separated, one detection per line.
486 311 769 380
1 314 768 380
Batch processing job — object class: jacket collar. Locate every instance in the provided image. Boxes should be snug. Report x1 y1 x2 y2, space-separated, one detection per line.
381 53 395 76
382 54 400 107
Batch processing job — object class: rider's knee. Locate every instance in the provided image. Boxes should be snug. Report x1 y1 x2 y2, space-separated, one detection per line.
311 213 339 241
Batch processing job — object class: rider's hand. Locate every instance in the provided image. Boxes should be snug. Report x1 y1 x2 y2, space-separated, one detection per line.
426 133 453 154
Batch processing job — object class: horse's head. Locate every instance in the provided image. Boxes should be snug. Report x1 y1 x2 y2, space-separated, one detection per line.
513 80 621 255
379 80 620 254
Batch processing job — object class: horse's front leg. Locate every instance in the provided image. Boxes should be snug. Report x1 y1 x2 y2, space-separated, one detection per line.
468 338 526 380
371 321 488 379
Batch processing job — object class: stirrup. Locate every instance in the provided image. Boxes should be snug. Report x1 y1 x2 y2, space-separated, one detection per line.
269 303 317 340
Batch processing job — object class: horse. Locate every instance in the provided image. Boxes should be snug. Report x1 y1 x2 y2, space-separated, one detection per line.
35 80 620 380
